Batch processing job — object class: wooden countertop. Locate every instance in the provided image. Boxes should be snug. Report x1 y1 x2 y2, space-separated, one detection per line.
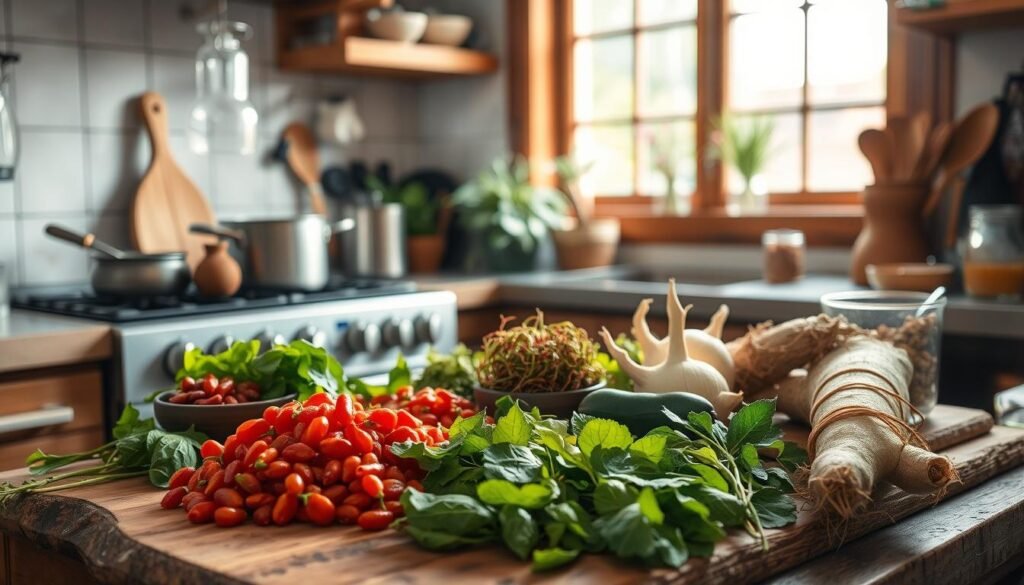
0 311 112 374
414 276 502 310
0 407 1022 585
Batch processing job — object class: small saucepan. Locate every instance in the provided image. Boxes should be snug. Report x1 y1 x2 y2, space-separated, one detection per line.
45 224 192 297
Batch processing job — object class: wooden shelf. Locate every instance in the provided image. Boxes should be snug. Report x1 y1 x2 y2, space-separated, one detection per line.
897 0 1024 34
279 36 499 78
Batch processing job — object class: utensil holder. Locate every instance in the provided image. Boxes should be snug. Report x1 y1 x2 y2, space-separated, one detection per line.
850 183 932 285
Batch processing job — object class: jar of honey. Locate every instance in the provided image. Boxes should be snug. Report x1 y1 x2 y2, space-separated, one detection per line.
963 205 1024 301
762 229 805 284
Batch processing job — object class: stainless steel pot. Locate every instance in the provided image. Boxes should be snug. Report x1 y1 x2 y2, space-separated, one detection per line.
336 204 407 279
192 215 351 291
45 224 192 297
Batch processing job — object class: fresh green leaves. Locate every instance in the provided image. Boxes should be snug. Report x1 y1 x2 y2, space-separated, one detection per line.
147 432 201 487
393 397 799 571
112 404 155 439
415 344 479 397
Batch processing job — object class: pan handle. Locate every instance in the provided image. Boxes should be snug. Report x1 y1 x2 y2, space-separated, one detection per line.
190 223 245 244
45 224 123 259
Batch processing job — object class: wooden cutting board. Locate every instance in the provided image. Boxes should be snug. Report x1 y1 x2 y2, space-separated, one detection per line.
0 405 1018 585
130 91 216 271
281 123 327 216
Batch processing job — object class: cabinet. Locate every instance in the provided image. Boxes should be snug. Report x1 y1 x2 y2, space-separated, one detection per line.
897 0 1024 34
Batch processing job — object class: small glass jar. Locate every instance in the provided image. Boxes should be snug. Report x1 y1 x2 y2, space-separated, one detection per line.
963 205 1024 301
762 229 805 284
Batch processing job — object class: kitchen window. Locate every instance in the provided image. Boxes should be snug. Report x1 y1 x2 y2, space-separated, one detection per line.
563 0 888 207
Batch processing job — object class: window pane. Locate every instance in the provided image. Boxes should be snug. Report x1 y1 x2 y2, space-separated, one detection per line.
637 121 695 197
639 0 697 25
807 107 886 191
574 0 633 35
731 0 804 14
808 0 887 105
729 10 805 111
638 26 697 117
724 113 803 194
574 36 634 122
575 125 634 196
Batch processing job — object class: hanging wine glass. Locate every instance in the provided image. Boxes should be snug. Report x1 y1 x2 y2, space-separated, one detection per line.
188 11 258 155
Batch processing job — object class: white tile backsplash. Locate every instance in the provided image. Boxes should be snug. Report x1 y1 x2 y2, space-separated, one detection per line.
83 0 145 48
19 215 90 284
84 49 148 129
7 0 508 285
10 0 77 42
88 131 148 213
0 217 19 286
17 130 87 214
12 42 82 127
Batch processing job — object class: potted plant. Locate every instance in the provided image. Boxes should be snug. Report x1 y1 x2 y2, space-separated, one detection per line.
711 115 775 212
451 156 567 272
549 154 621 270
367 177 448 273
472 311 607 417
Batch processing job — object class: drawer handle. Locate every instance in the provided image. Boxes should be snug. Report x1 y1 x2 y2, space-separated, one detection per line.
0 405 75 434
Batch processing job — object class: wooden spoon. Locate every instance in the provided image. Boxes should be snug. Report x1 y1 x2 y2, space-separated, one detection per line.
913 121 951 183
131 91 216 271
281 122 327 216
921 103 999 217
908 110 932 179
858 128 891 183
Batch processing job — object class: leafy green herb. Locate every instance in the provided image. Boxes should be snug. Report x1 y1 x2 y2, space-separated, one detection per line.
415 344 479 397
392 397 800 569
1 405 206 498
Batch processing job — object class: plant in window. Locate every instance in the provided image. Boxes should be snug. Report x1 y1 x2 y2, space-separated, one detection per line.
648 130 689 216
452 156 567 273
549 153 621 270
711 115 775 211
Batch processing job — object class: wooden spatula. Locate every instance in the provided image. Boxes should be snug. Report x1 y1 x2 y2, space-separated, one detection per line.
131 91 215 271
921 103 1000 217
858 128 891 183
281 123 327 216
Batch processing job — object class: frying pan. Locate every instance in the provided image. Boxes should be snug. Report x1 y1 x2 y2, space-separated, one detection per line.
45 224 192 297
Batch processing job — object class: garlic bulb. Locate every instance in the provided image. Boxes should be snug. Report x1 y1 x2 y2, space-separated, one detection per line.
602 280 743 418
630 289 736 389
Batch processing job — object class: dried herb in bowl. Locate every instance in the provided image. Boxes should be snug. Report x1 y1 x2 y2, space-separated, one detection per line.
476 310 605 393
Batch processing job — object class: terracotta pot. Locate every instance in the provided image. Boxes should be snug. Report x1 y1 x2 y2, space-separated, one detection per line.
408 234 446 274
193 241 242 297
850 183 932 285
552 217 621 270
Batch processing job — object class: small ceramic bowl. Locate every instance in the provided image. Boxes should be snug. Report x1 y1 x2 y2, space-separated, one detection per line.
422 14 472 46
154 392 296 441
474 381 606 419
866 263 954 293
366 11 428 43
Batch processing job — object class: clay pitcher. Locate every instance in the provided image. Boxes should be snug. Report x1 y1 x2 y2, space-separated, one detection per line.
194 241 243 297
850 183 932 285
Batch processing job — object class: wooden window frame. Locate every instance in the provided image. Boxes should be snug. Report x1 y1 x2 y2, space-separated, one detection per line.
508 0 953 244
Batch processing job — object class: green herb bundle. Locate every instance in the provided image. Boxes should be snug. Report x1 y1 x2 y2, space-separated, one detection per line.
415 344 479 398
392 398 805 571
0 405 206 498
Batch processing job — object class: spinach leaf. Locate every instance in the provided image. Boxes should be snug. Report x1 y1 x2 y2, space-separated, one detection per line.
593 479 637 516
112 404 155 439
629 434 667 464
750 487 797 528
725 399 781 452
404 526 495 551
531 548 580 572
401 490 497 536
740 443 769 481
499 506 539 560
482 443 543 484
148 434 200 488
776 440 809 472
391 438 466 471
578 419 633 457
493 401 532 445
477 480 556 509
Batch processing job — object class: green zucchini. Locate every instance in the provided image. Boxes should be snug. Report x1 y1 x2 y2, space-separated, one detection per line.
577 388 715 436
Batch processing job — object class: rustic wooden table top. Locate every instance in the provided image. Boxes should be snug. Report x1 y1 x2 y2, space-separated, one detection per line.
0 407 1022 585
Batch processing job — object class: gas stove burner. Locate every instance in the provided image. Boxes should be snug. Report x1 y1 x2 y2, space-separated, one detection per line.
13 279 417 323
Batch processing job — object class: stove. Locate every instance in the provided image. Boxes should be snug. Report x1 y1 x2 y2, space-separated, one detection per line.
14 281 458 420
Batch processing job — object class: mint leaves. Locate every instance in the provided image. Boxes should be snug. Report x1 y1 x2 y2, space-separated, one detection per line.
393 399 804 571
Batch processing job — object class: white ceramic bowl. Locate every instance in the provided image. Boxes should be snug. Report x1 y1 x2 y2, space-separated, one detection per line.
366 11 428 43
422 14 472 46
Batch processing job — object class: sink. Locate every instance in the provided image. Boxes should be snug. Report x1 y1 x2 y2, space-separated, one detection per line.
588 268 762 287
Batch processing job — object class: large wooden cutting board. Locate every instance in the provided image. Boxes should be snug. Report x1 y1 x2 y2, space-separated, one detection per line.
130 91 216 271
0 405 1019 585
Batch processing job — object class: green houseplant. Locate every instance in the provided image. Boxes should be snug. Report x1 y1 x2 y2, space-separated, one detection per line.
712 115 775 212
367 177 449 273
452 156 567 272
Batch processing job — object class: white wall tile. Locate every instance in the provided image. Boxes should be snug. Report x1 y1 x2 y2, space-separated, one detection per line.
83 0 145 48
88 131 148 213
0 0 7 39
12 42 82 127
166 133 212 199
19 215 90 285
84 49 148 129
90 212 131 250
0 217 19 286
0 181 14 215
10 0 77 42
359 81 418 141
151 53 195 132
210 147 267 216
148 0 201 53
263 164 301 216
17 130 87 214
415 141 466 179
259 69 317 139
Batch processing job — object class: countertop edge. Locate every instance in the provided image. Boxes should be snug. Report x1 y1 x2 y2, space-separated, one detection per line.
0 320 113 375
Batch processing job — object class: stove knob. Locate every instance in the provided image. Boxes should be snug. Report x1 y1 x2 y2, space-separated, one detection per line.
163 340 195 378
208 335 235 355
254 329 285 353
346 322 382 354
415 313 443 344
382 318 415 349
294 325 327 348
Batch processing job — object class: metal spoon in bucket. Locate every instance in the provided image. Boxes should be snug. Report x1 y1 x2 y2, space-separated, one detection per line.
916 286 946 318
